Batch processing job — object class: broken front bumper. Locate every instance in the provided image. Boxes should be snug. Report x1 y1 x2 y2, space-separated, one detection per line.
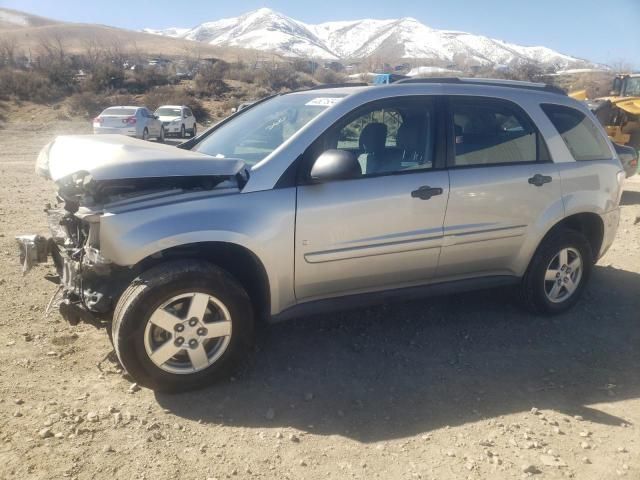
16 232 131 327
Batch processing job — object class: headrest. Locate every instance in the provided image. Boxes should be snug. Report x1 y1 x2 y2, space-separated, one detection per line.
397 122 421 151
359 123 387 153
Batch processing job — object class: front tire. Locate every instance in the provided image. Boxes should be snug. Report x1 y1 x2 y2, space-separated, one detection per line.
520 229 593 315
180 124 186 138
158 126 165 143
112 260 254 392
191 123 197 137
142 128 149 141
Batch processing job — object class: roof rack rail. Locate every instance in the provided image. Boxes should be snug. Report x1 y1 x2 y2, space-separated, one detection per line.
393 77 566 95
305 82 369 90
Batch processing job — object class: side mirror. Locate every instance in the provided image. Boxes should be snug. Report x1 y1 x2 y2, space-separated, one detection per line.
309 149 361 183
153 115 159 120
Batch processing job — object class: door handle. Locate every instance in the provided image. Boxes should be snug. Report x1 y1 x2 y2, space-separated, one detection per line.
528 174 552 187
411 185 443 200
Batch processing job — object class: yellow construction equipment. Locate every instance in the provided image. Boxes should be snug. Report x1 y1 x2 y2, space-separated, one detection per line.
571 74 640 150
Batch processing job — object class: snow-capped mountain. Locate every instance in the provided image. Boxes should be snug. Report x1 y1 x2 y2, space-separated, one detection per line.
146 8 590 68
142 27 190 37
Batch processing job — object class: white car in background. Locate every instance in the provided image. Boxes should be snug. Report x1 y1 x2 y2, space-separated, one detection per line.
93 106 164 142
155 105 197 138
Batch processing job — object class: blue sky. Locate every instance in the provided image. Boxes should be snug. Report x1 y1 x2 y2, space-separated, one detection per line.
2 0 639 66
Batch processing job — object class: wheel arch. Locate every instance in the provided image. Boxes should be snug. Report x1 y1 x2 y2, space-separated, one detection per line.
535 212 604 264
134 241 271 322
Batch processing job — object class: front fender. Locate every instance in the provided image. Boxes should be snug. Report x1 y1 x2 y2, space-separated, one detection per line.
99 188 297 314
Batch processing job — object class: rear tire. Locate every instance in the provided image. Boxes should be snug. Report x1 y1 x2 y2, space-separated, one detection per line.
158 126 165 143
191 123 197 137
112 260 254 392
520 229 593 315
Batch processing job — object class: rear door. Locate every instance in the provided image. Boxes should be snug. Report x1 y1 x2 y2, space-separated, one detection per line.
437 96 563 279
294 96 450 301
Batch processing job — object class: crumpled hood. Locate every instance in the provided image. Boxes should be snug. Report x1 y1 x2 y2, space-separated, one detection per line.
38 134 246 182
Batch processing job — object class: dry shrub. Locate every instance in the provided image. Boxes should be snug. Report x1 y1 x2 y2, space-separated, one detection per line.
255 65 313 92
314 68 345 84
67 92 138 118
0 69 68 103
194 61 230 97
66 92 107 118
226 64 257 84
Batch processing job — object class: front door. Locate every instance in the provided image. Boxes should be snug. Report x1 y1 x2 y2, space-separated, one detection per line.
294 96 450 301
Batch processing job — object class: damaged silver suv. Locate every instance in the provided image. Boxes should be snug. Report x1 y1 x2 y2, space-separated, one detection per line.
19 78 624 392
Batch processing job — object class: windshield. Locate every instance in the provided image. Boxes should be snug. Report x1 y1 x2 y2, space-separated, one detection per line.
156 107 182 116
193 93 345 166
622 77 640 97
102 107 137 116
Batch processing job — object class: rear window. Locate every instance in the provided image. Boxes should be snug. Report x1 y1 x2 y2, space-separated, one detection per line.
541 104 611 161
102 107 137 116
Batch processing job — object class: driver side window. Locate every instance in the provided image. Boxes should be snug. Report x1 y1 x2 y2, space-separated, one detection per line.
310 97 435 178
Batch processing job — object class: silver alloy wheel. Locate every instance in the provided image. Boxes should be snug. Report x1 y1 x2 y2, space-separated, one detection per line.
143 293 232 374
544 247 583 303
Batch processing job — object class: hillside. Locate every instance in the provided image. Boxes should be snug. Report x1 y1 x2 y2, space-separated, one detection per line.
0 8 276 62
0 7 59 29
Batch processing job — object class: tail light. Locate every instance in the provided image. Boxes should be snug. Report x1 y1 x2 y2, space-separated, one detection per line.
93 117 103 124
122 116 137 125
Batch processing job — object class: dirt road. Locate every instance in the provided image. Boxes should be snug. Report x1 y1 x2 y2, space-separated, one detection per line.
0 121 639 480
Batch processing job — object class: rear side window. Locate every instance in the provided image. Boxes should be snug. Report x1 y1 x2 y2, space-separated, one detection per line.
450 97 543 166
541 104 612 161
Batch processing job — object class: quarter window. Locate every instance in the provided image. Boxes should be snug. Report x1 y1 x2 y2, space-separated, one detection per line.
541 104 612 161
450 98 542 166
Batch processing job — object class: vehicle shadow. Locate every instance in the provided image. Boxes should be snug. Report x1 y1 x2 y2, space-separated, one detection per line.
155 265 640 442
620 189 640 206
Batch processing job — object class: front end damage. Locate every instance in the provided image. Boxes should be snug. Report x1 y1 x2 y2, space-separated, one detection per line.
18 134 247 327
17 200 138 327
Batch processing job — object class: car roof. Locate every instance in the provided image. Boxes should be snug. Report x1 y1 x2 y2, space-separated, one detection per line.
157 105 184 109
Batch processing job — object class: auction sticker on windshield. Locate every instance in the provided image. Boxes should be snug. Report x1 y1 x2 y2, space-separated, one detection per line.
305 97 343 107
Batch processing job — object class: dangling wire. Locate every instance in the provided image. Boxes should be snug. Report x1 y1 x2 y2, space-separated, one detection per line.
44 284 63 319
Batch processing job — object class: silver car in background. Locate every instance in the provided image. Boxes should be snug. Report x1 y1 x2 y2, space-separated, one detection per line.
93 106 165 142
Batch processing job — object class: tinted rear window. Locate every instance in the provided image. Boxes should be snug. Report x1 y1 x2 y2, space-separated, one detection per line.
541 104 611 161
102 107 137 116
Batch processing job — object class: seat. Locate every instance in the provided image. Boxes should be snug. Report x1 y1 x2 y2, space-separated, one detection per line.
358 123 387 174
376 121 425 174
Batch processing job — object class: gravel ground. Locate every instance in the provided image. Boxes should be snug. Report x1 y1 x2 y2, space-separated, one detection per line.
0 121 639 480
